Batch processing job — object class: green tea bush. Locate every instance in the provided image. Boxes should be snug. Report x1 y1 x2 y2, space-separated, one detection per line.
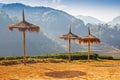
0 57 5 60
98 56 114 60
0 60 20 66
0 52 115 61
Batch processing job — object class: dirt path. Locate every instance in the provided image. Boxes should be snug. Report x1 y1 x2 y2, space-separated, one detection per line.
0 60 120 80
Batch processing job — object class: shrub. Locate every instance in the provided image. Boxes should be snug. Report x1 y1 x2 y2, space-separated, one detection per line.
40 52 99 60
0 60 20 66
0 52 115 61
0 57 5 60
98 56 114 60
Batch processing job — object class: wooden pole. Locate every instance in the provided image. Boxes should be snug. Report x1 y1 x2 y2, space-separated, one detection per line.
68 39 71 62
88 39 90 62
23 31 26 65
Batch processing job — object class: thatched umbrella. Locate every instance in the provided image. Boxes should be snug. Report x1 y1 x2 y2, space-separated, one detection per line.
78 27 100 62
8 9 40 65
59 25 82 62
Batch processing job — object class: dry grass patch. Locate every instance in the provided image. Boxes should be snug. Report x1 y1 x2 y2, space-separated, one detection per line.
0 60 120 80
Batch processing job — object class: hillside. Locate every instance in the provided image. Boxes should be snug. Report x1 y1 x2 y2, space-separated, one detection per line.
0 3 120 57
0 3 87 54
80 42 120 58
0 11 65 56
76 15 103 25
1 3 87 40
86 23 120 48
108 16 120 29
108 16 120 25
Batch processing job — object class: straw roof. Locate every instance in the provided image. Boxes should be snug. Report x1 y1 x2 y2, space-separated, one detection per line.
8 9 40 32
79 27 100 44
59 26 82 40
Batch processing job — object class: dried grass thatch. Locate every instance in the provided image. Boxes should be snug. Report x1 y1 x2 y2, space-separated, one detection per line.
7 9 40 65
8 9 40 32
78 27 100 62
59 26 82 62
59 26 82 40
80 35 100 44
78 27 100 44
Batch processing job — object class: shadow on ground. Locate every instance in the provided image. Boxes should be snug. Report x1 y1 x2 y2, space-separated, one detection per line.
45 70 86 78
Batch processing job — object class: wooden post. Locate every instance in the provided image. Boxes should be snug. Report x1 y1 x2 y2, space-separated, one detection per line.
88 39 90 62
68 39 71 62
23 31 26 65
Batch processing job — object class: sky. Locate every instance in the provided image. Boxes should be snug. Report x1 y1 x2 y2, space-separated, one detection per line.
0 0 120 22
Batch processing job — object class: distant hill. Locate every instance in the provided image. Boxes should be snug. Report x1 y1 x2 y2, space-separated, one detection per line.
1 3 87 40
1 3 88 52
86 23 120 49
108 16 120 25
0 11 65 56
76 15 103 25
0 3 4 8
0 3 120 58
80 42 120 58
108 16 120 29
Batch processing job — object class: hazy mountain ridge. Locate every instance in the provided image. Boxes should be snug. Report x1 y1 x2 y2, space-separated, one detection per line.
76 15 120 26
76 15 120 49
108 16 120 25
0 3 120 58
108 16 120 29
0 11 65 56
1 3 87 52
76 15 120 30
0 3 4 8
80 42 120 58
76 15 104 25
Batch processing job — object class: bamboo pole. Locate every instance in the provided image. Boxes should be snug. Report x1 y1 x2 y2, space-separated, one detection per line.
23 31 26 65
88 39 90 62
68 38 71 62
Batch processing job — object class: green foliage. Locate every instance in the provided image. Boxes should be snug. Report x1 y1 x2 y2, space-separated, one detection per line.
0 60 21 66
32 52 99 60
0 57 5 60
0 52 116 61
5 56 23 60
0 52 118 66
98 56 114 60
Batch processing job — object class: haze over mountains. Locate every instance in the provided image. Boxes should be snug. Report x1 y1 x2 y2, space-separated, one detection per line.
76 15 120 29
0 3 120 58
0 9 65 56
108 16 120 25
76 15 104 25
108 16 120 29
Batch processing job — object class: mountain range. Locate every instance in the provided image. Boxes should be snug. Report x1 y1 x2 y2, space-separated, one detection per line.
108 16 120 25
0 3 120 58
76 15 120 29
76 15 104 25
0 10 65 56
